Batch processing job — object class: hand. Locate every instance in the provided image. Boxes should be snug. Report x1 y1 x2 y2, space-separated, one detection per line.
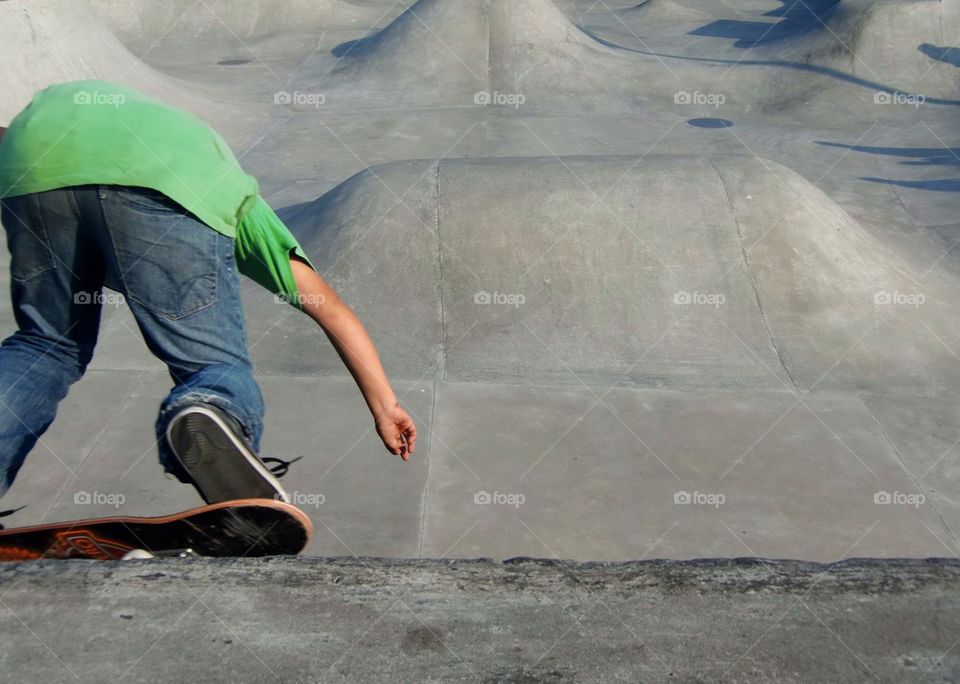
374 402 417 462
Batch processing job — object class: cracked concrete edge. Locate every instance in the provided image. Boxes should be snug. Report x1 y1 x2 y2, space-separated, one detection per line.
4 556 960 593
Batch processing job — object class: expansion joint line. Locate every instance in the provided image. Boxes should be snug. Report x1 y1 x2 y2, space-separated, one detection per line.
709 159 802 396
485 0 492 95
861 396 960 551
435 161 447 382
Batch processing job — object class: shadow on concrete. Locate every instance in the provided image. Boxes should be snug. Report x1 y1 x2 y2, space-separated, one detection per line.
578 27 960 106
331 0 428 58
689 0 843 48
816 140 960 192
919 43 960 68
332 32 380 58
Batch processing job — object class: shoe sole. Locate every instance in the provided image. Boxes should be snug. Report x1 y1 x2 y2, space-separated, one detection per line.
166 406 289 504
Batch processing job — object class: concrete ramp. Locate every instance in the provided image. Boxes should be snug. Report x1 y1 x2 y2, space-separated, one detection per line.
812 0 957 99
320 0 490 104
600 0 959 107
0 1 171 122
0 0 267 145
309 0 618 108
289 0 960 114
237 155 960 395
88 0 380 44
13 0 953 121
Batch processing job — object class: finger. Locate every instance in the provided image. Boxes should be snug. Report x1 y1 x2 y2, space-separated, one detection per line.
405 422 417 453
390 431 406 458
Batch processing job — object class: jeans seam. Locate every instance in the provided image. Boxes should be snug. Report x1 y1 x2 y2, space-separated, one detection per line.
8 194 57 283
98 189 220 320
66 186 83 222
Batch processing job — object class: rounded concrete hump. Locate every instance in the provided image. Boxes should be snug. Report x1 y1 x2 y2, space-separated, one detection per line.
0 0 178 122
837 0 960 98
312 0 618 109
488 0 620 93
247 155 960 395
88 0 383 46
322 0 489 104
0 0 264 144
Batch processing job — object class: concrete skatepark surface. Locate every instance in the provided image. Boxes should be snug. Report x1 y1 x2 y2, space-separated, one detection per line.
2 557 960 682
0 0 958 679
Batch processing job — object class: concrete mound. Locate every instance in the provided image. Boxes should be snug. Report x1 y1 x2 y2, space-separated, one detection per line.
240 155 960 395
302 0 960 114
0 0 264 145
842 0 959 98
761 0 960 107
590 0 959 108
0 0 169 122
754 0 960 100
310 0 619 109
320 0 489 104
488 0 619 96
89 0 383 47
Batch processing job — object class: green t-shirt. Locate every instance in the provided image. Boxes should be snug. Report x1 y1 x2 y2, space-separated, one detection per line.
0 80 314 310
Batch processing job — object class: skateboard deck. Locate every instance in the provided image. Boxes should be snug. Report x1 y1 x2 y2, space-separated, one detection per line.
0 498 313 561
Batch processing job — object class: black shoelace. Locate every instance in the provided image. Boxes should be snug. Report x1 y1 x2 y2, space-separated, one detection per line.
261 456 302 479
0 505 27 531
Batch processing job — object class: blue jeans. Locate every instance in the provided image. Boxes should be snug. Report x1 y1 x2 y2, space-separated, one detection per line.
0 185 264 497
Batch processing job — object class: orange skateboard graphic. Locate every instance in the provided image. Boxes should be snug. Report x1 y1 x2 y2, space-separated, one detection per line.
0 499 312 560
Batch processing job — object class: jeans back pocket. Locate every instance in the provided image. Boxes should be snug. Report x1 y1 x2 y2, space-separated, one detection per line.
103 187 222 320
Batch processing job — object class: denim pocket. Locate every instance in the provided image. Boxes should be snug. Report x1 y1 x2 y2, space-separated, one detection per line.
0 195 57 283
103 188 221 320
112 186 187 216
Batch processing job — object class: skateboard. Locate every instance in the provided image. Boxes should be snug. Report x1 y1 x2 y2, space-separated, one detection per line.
0 498 313 561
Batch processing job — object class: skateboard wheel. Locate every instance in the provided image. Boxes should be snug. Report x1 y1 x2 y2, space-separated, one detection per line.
121 549 156 560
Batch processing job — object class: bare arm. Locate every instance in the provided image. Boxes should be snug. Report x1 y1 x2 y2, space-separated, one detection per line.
290 256 417 461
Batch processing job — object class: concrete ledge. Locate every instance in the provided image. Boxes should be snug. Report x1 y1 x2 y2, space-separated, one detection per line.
3 557 958 682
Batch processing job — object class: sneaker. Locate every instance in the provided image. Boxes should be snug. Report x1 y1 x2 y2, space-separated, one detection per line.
166 404 297 504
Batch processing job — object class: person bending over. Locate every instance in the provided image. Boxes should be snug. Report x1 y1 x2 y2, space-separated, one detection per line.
0 80 416 505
